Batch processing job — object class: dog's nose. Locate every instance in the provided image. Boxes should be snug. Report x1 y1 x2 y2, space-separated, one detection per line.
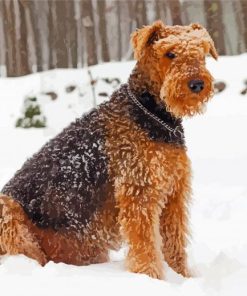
188 79 204 93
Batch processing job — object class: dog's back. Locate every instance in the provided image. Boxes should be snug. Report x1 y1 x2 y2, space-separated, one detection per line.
1 105 110 231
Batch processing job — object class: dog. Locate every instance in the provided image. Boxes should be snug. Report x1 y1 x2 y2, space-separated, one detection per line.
0 20 217 280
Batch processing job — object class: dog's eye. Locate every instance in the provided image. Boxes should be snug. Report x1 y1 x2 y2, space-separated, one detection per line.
165 52 176 59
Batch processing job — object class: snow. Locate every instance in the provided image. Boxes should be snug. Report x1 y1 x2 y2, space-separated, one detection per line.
0 55 247 295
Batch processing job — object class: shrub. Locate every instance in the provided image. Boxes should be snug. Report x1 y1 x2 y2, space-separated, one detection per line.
16 96 46 128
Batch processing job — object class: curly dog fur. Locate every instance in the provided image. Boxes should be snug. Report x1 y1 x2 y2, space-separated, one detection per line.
0 21 217 280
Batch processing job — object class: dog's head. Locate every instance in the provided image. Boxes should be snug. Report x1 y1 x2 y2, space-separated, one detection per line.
131 21 218 118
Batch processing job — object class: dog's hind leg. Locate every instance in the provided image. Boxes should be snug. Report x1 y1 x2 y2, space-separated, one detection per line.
0 202 5 256
0 195 47 265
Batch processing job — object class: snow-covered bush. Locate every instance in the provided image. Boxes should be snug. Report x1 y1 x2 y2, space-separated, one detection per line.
16 96 46 128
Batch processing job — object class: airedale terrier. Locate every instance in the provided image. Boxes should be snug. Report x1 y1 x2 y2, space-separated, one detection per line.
0 21 217 280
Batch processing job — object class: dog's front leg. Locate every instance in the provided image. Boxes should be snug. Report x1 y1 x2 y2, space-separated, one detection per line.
116 185 164 280
159 173 191 278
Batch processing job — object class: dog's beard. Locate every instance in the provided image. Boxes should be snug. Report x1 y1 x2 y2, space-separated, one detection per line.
184 100 208 116
160 79 214 118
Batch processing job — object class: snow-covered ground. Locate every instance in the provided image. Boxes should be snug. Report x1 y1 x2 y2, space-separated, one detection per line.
0 55 247 295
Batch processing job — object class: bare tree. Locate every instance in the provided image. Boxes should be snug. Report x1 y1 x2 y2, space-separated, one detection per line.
167 0 183 25
153 1 169 24
97 0 110 62
181 0 206 26
81 0 97 66
0 0 6 73
117 0 122 60
127 0 136 33
66 0 77 68
135 0 147 28
0 0 244 76
54 1 69 68
2 0 30 76
24 0 43 72
16 0 31 75
117 0 132 60
181 0 192 25
126 0 136 60
48 0 57 69
240 0 247 51
2 0 17 76
75 0 84 67
155 1 162 20
204 0 226 55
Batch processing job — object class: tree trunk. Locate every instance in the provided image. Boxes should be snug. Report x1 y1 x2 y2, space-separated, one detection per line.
117 0 122 60
167 0 183 25
66 0 77 68
155 1 161 20
0 0 6 74
204 0 226 55
81 0 97 66
135 0 147 28
97 0 110 62
17 0 30 75
2 0 17 76
24 0 43 72
181 0 191 25
127 0 135 32
126 0 136 60
48 0 57 69
75 0 84 67
240 0 247 52
54 0 69 68
117 0 131 61
154 1 168 25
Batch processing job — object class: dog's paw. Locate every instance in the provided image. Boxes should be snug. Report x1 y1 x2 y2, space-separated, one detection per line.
178 267 194 278
144 267 164 280
127 258 164 280
130 266 164 280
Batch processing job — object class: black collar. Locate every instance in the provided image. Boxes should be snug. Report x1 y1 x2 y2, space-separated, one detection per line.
125 85 185 146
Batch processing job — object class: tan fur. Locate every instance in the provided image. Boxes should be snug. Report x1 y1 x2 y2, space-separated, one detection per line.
0 20 217 280
105 106 191 279
131 21 217 118
104 20 216 278
0 195 47 265
160 162 191 277
0 193 120 266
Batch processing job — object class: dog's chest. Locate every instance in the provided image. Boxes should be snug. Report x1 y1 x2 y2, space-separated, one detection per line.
106 112 189 198
147 141 189 196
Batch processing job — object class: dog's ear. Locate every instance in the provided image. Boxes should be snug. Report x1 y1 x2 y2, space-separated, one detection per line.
203 37 218 60
190 23 204 31
131 20 165 60
208 40 218 60
190 23 218 60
